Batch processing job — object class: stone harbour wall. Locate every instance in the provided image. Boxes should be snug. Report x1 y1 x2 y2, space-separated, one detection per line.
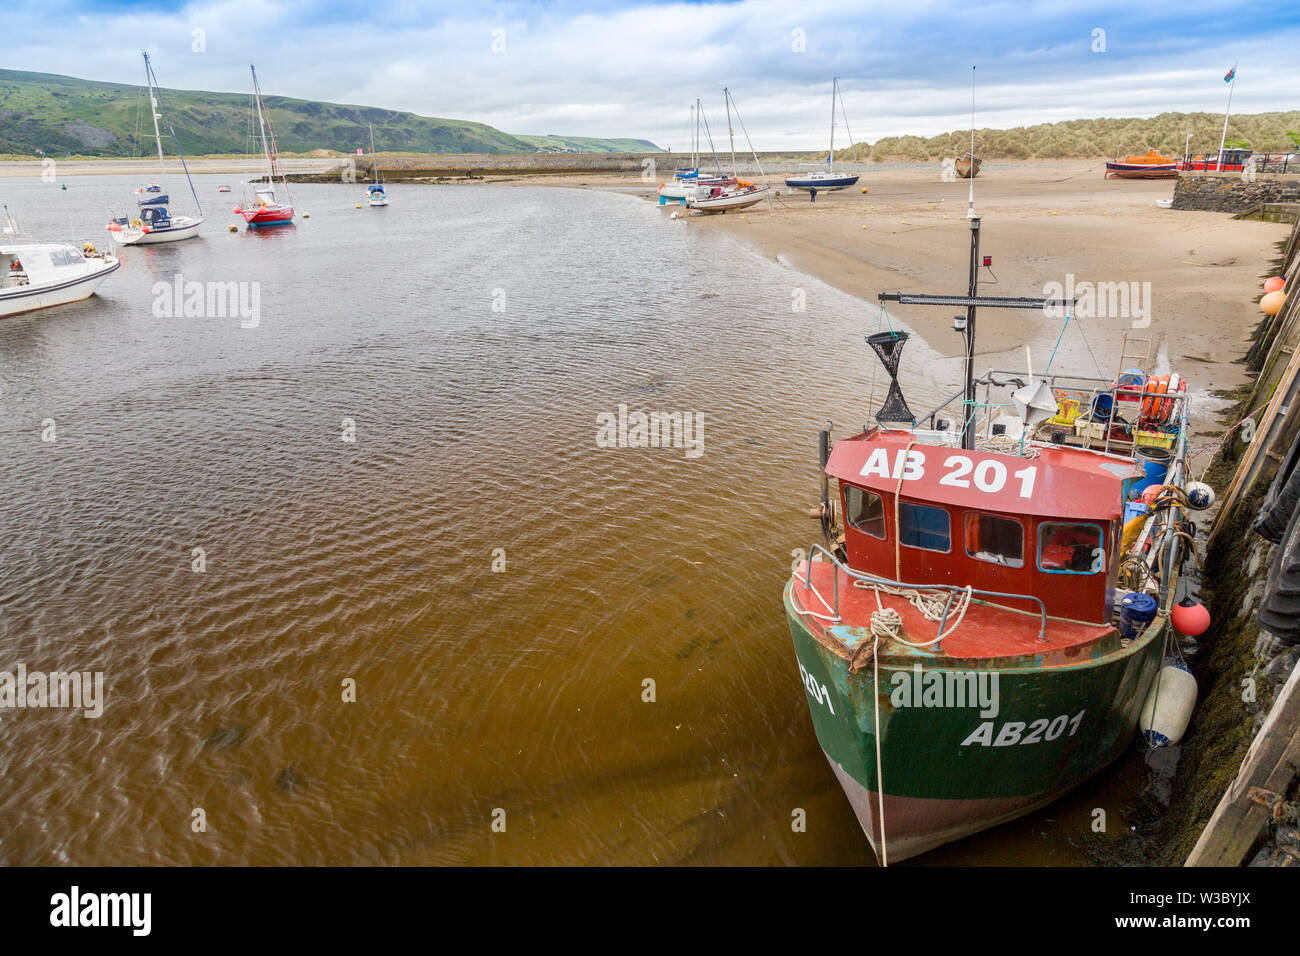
1173 172 1300 213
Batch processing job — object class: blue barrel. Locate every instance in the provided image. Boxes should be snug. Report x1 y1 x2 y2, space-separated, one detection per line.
1092 393 1115 421
1135 444 1170 493
1119 592 1159 640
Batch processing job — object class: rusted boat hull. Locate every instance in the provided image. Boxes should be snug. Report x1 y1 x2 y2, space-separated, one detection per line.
784 579 1164 861
955 157 981 179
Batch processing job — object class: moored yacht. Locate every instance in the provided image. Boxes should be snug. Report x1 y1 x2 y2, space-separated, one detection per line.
106 53 204 245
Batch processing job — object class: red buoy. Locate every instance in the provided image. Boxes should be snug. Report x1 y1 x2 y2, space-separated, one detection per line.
1264 276 1286 294
1171 597 1210 636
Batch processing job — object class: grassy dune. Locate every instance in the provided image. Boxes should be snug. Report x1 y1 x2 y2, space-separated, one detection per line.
841 111 1300 162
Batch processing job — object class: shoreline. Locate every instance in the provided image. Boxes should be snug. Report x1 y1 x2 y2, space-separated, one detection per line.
558 163 1290 442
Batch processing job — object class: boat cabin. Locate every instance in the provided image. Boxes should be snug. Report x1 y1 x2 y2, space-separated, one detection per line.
826 429 1141 625
138 194 172 229
1 243 91 288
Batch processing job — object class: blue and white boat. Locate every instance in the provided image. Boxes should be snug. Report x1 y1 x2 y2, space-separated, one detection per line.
365 124 389 207
106 53 203 245
784 77 861 195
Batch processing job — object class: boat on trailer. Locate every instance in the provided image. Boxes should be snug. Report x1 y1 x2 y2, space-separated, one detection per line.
784 212 1206 862
106 53 204 245
233 64 295 229
785 77 860 194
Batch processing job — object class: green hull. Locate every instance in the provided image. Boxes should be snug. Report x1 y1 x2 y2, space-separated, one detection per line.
784 580 1164 860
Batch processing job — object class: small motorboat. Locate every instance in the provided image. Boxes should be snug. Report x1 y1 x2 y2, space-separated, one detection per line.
1 211 119 318
1105 150 1177 179
142 183 163 193
217 185 232 193
955 153 982 179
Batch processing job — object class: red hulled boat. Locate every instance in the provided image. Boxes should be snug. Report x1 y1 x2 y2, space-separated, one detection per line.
234 64 295 229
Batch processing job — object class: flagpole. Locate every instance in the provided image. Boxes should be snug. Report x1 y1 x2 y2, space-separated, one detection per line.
1217 62 1237 169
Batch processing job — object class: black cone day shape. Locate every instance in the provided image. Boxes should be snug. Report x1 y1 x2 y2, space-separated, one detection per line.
867 330 914 424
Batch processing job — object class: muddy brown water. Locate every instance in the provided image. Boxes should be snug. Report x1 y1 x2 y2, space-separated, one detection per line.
0 176 1163 864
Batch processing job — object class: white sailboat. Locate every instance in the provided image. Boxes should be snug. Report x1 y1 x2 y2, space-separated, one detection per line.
785 77 860 193
366 124 388 207
659 100 736 206
687 89 772 214
105 52 204 245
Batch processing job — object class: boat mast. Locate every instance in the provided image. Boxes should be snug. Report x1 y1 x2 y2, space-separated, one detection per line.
144 52 166 176
725 88 737 177
250 65 273 184
369 123 380 184
828 77 837 172
143 53 203 217
250 64 291 199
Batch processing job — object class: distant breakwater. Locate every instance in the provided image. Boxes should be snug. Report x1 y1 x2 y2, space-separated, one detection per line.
284 151 816 183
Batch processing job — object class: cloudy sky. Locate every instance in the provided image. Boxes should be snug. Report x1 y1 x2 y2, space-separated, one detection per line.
9 0 1300 148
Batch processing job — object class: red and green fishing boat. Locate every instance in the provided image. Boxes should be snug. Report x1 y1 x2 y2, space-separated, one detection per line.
784 212 1210 863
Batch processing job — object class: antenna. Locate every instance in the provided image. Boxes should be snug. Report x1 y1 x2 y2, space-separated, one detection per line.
966 66 976 220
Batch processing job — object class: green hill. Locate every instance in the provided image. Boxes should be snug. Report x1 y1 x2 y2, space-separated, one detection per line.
0 68 662 157
515 134 660 153
845 111 1300 162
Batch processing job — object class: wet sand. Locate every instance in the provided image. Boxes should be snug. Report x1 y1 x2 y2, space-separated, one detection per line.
530 163 1290 433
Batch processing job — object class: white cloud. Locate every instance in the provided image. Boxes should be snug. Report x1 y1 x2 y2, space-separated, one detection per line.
8 0 1298 148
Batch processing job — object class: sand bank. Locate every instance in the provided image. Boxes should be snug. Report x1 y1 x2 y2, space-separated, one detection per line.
544 163 1291 437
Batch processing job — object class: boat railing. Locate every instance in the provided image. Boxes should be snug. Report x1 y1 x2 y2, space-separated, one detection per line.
907 369 1189 458
793 543 1049 647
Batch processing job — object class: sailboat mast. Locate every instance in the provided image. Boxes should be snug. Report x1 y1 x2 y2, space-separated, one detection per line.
369 123 379 184
725 89 736 176
828 77 837 171
251 65 273 183
143 53 167 175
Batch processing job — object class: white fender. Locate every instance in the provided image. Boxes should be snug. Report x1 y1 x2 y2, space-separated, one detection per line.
1139 662 1197 746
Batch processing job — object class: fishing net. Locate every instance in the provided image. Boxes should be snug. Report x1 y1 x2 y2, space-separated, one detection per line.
867 330 914 424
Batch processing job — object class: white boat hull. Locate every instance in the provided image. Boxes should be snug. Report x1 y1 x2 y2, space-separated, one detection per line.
0 258 119 319
687 185 772 213
367 198 389 207
112 217 203 246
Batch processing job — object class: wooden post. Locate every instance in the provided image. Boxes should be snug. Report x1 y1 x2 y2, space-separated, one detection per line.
1185 659 1300 866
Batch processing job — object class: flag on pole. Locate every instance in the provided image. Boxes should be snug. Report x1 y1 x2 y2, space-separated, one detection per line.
1224 64 1236 83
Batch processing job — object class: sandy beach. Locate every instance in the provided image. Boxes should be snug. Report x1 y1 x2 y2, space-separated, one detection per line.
530 162 1290 435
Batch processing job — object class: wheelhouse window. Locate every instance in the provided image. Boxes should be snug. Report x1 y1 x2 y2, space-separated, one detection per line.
965 513 1024 567
844 485 885 539
899 501 950 552
1038 522 1103 574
